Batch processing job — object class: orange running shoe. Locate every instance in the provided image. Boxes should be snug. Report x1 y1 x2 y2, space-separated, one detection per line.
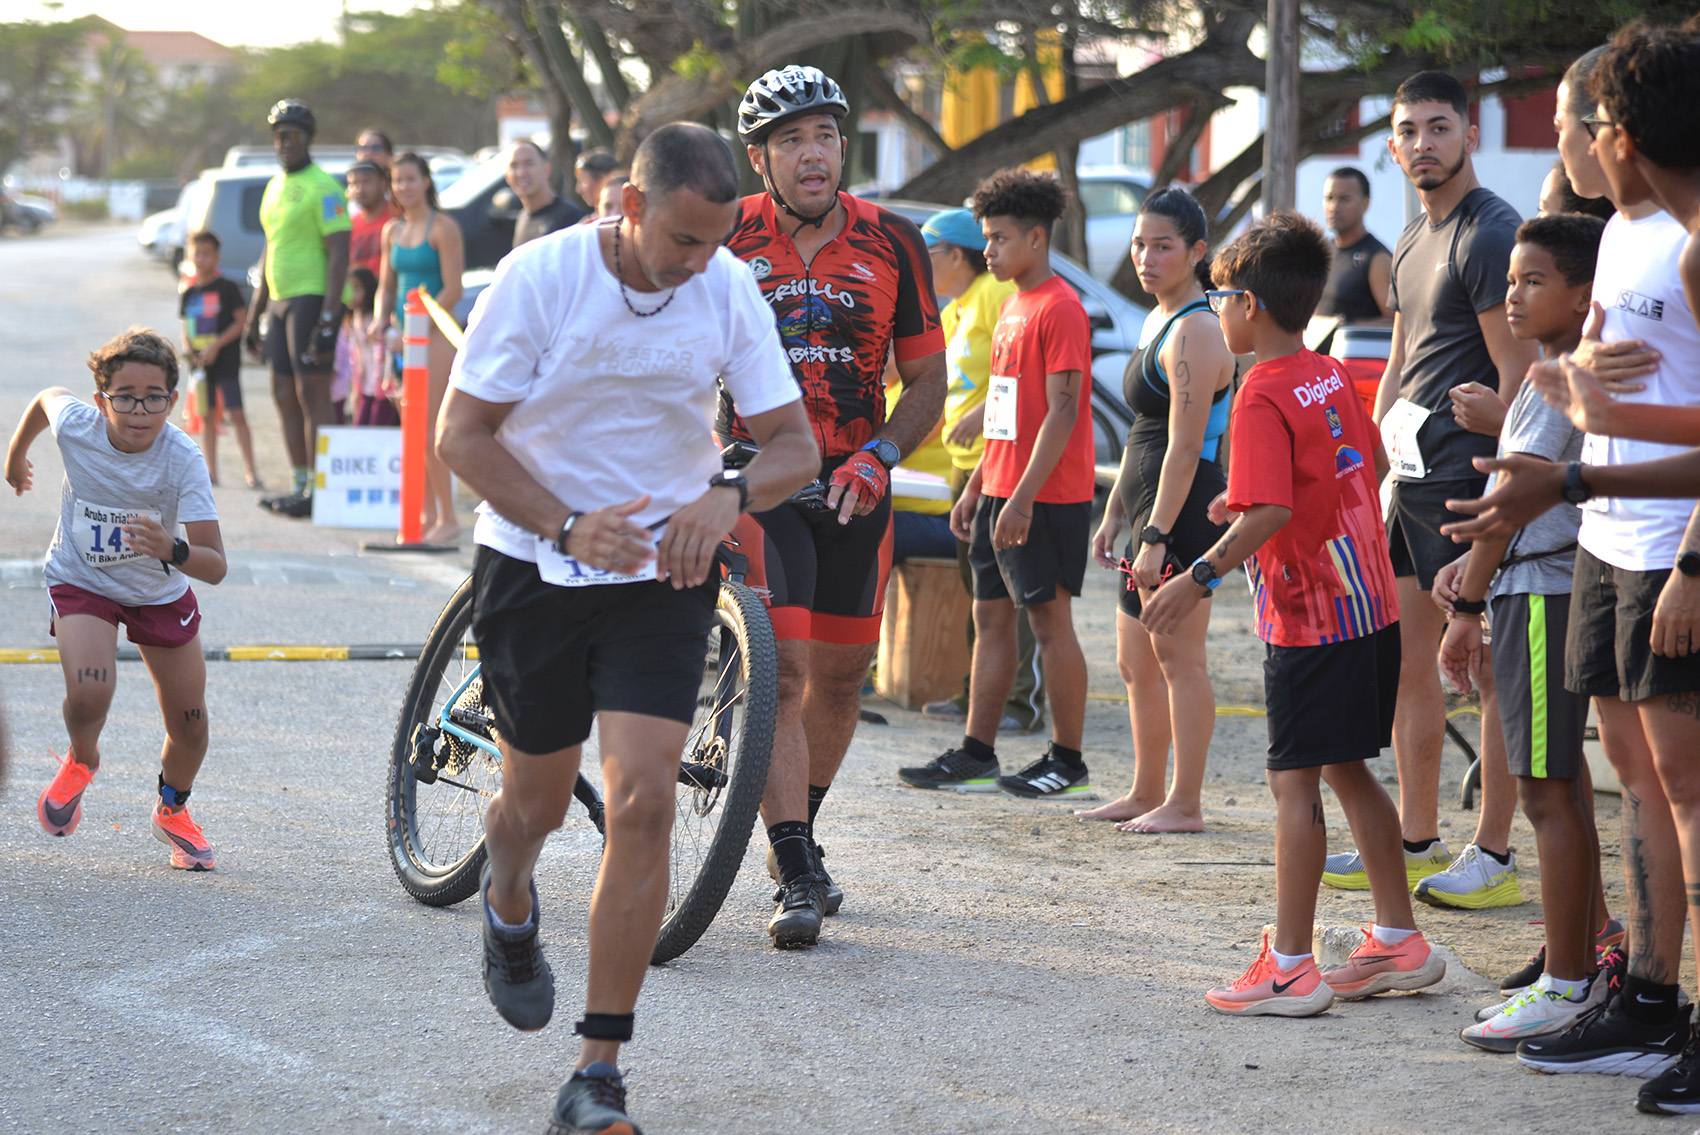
1321 926 1446 999
152 801 216 870
1205 931 1336 1017
37 750 95 836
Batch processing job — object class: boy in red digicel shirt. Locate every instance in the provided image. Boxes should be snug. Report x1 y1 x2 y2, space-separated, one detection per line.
1143 213 1445 1016
899 169 1095 799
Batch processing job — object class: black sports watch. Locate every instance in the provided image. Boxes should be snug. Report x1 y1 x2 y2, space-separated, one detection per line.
1678 551 1700 579
163 537 191 572
1139 524 1171 547
1561 461 1594 505
1190 559 1222 592
707 468 750 513
1451 596 1488 616
555 511 584 556
862 438 901 471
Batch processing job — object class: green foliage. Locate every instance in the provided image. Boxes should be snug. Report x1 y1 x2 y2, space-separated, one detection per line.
0 16 94 176
674 41 728 81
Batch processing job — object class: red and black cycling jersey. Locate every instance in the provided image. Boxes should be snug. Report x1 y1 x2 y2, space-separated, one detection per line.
719 192 945 461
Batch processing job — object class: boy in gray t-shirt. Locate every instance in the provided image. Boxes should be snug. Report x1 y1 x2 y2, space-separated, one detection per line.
4 327 228 870
1433 215 1615 1050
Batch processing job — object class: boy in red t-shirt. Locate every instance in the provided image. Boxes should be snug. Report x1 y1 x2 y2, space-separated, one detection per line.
899 169 1095 799
1144 213 1444 1016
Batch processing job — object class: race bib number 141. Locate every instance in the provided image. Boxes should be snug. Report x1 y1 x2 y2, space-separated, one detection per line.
76 499 163 569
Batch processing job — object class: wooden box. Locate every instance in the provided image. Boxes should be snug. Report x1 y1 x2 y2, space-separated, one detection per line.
876 556 972 710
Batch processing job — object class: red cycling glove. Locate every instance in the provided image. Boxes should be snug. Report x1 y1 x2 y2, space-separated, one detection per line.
829 451 890 509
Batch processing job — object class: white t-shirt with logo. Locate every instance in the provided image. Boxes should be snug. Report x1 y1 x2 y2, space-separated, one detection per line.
44 396 218 607
450 221 799 564
1578 211 1700 572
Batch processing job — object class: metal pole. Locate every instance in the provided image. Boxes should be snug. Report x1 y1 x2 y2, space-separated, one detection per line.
1263 0 1300 214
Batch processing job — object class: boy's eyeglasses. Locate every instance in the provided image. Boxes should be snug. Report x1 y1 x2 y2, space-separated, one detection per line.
1205 289 1264 314
100 392 171 414
1580 111 1612 140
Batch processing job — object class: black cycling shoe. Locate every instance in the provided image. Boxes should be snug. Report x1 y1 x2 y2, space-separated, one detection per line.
272 492 313 518
767 872 827 948
1500 945 1546 993
546 1062 642 1134
480 863 555 1032
765 841 842 916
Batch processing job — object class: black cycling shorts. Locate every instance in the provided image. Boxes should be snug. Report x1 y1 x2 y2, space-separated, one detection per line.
732 490 893 645
470 546 716 754
263 294 333 379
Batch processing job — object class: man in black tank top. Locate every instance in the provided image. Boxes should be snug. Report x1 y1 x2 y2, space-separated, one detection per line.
1319 167 1392 323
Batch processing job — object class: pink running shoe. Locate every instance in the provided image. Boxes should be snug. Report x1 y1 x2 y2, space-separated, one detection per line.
152 801 216 870
37 750 95 836
1205 932 1336 1017
1321 927 1446 999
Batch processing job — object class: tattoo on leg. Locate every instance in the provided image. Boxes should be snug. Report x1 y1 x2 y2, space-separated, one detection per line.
1311 803 1325 827
1687 883 1700 909
1620 787 1675 982
1668 692 1700 719
75 667 108 684
184 708 203 721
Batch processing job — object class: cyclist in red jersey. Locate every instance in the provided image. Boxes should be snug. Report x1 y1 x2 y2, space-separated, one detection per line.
722 65 947 948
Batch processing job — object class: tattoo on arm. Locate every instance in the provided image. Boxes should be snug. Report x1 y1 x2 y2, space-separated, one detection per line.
1180 391 1194 409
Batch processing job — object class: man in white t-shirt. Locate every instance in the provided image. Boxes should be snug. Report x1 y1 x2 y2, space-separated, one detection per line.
436 123 817 1135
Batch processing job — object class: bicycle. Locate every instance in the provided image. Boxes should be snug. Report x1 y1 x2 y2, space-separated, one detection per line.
385 541 778 964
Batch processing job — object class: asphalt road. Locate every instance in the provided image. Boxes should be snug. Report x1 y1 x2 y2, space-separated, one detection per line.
0 227 1659 1135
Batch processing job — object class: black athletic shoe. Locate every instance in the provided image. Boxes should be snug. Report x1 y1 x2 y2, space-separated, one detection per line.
547 1062 642 1134
1500 945 1545 994
272 492 312 518
1516 995 1686 1076
766 841 842 916
1641 1019 1700 1114
897 748 999 792
479 863 555 1031
997 746 1092 800
767 872 827 948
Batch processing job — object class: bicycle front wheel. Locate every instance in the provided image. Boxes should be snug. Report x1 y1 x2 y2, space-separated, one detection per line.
386 577 498 906
651 579 778 963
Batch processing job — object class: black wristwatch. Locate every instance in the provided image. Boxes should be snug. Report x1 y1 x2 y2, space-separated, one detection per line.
1190 559 1222 592
1562 461 1594 505
707 469 750 513
1678 552 1700 579
1140 524 1171 547
162 537 191 572
555 511 584 556
1451 596 1488 615
862 438 901 471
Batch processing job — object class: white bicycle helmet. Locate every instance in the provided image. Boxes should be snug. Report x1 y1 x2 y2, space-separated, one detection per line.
737 66 849 142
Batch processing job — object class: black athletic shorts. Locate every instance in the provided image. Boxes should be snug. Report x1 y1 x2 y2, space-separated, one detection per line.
732 485 892 645
968 496 1090 608
1265 623 1400 770
1387 477 1485 591
470 546 716 754
1565 544 1700 702
205 368 244 412
1491 592 1587 779
264 294 333 378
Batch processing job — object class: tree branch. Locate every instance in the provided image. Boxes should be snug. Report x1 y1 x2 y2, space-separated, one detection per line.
864 66 950 158
1150 99 1215 189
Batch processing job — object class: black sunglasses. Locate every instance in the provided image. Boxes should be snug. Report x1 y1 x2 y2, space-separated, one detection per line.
1580 111 1612 140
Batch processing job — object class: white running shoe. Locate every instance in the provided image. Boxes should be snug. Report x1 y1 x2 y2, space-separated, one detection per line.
1463 975 1604 1052
1415 843 1524 909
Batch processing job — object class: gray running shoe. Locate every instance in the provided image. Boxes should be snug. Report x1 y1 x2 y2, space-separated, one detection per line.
546 1062 642 1135
480 863 554 1032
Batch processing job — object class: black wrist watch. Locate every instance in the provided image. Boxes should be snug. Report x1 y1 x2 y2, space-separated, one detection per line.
1139 524 1171 547
1190 559 1222 592
1451 596 1488 615
1561 461 1594 505
555 511 584 556
861 438 901 471
707 469 750 513
162 537 191 572
1678 552 1700 578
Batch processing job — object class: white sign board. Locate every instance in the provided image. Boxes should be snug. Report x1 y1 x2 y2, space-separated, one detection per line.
312 426 402 528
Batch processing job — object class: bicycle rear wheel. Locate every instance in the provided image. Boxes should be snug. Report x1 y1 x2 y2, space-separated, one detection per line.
651 579 778 963
386 577 498 906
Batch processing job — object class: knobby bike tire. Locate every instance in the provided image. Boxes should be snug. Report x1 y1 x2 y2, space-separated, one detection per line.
386 577 492 906
650 579 778 963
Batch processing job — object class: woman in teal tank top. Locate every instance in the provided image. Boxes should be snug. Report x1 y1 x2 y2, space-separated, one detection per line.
374 152 464 544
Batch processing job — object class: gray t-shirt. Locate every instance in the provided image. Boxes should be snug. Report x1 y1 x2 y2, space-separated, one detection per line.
1487 379 1583 599
1387 186 1522 483
44 396 218 607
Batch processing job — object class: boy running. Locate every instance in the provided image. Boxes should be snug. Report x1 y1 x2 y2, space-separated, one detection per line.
5 327 227 869
1439 215 1615 1050
179 230 259 489
900 169 1094 799
1143 214 1444 1015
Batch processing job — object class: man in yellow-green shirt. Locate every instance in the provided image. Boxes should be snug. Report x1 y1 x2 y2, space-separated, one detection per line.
918 208 1043 734
242 99 352 517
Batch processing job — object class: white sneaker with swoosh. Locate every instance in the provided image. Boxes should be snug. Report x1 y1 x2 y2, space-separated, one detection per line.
1462 975 1603 1052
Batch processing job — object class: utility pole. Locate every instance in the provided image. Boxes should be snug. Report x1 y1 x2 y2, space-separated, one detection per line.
1262 0 1299 214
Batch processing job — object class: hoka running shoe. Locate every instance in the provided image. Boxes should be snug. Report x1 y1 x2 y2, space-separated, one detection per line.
1415 843 1525 909
1640 1018 1700 1114
1320 927 1445 999
1516 996 1687 1076
1205 931 1335 1017
152 801 215 870
1321 841 1452 892
38 750 95 837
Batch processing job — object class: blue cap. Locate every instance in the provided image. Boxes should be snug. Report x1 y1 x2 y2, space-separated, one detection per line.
921 208 986 252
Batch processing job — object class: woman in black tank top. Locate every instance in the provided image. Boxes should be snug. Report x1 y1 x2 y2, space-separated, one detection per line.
1079 189 1237 834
